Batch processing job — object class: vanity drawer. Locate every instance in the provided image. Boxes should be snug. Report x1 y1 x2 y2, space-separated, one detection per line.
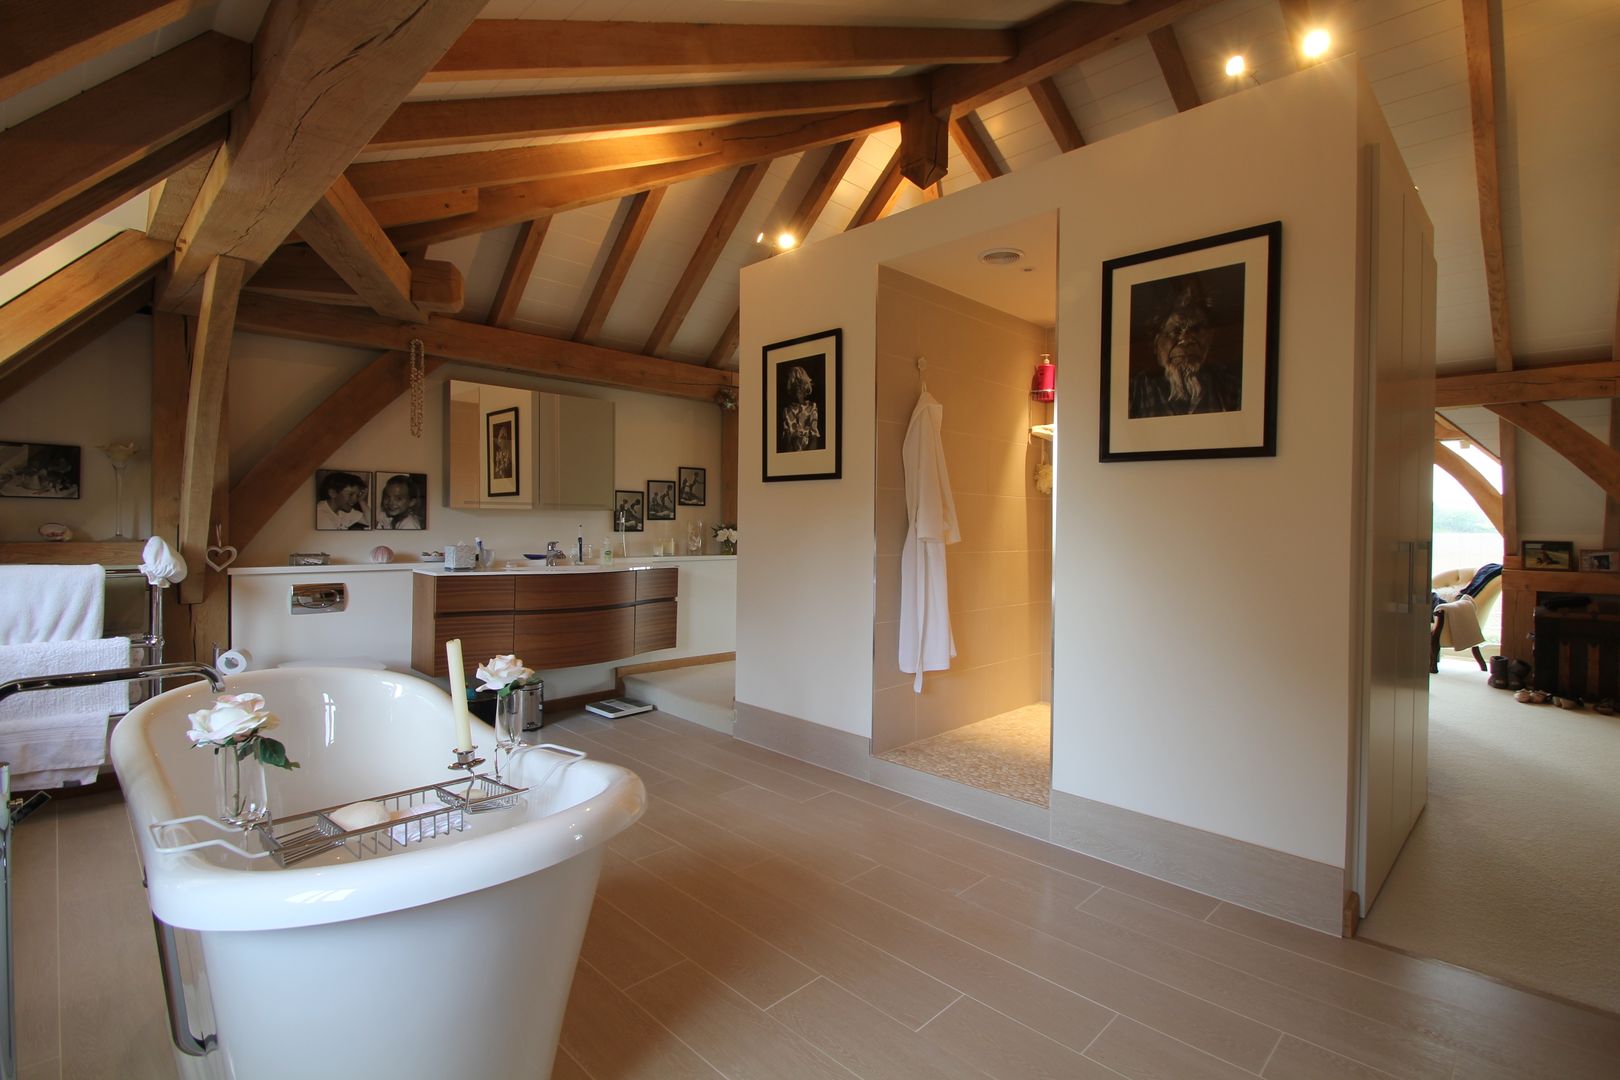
634 599 677 653
514 571 634 611
434 576 514 613
423 615 513 677
514 608 635 668
636 567 678 601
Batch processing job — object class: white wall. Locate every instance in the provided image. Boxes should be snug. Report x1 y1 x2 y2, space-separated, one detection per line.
740 60 1372 865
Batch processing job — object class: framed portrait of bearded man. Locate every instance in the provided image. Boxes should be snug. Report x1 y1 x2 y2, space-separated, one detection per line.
1099 221 1280 462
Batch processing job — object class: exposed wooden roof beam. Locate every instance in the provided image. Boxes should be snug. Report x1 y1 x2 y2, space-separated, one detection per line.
0 231 168 377
290 190 483 243
0 0 209 100
949 114 1005 182
157 0 487 313
850 149 906 229
387 108 904 250
1028 78 1085 152
295 176 425 323
900 100 950 189
1490 401 1620 503
146 149 219 245
1148 25 1202 112
1434 412 1501 464
0 33 246 261
349 129 729 202
488 218 550 329
428 21 1015 81
246 247 464 314
371 77 923 152
1461 0 1515 372
645 165 766 357
0 115 226 277
230 351 447 553
1434 441 1505 535
0 282 150 406
178 256 244 604
930 0 1216 117
575 190 666 343
1434 360 1620 408
232 294 737 403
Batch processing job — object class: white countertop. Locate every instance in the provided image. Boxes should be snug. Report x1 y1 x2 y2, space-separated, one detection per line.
228 555 735 577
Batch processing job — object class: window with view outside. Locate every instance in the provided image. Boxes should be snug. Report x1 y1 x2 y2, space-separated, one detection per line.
1433 442 1503 646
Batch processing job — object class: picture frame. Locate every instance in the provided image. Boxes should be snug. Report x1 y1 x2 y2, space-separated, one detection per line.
646 479 677 520
1578 549 1617 572
486 407 519 497
372 471 427 530
763 328 842 482
614 489 645 532
1523 540 1575 571
314 468 372 530
678 466 707 506
0 442 80 499
1099 221 1281 462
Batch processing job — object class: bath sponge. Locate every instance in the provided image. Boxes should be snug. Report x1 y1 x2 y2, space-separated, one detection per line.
328 800 390 832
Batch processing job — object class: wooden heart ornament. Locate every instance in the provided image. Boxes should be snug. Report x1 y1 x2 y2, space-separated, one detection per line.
206 543 238 572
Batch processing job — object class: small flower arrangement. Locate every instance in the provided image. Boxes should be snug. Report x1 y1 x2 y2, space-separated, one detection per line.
475 654 541 697
99 441 139 467
711 523 738 554
187 693 299 770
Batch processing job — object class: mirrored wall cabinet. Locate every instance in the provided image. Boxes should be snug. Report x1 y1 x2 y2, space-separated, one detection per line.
446 379 614 510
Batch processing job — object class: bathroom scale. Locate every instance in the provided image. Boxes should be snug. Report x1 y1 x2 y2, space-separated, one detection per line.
584 698 654 719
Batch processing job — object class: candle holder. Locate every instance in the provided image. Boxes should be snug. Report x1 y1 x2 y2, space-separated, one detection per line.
447 747 485 774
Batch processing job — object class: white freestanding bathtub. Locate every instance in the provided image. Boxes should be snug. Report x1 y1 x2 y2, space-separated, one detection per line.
110 667 644 1080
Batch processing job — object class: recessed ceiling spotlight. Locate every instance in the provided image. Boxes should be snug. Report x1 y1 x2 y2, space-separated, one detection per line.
1302 28 1331 60
1225 54 1247 78
755 231 766 243
775 231 797 251
978 247 1025 266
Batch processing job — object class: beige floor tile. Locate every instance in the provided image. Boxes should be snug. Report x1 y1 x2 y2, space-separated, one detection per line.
549 1045 592 1080
603 716 678 741
920 995 1127 1080
17 1058 58 1080
605 820 677 862
768 977 982 1079
560 962 723 1080
579 899 685 990
595 851 815 1009
649 731 827 801
12 807 59 1070
640 791 775 872
1084 1016 1270 1080
853 866 1278 1072
1261 1034 1398 1079
626 962 848 1080
713 739 914 809
637 843 959 1030
652 777 878 883
56 885 173 1080
542 730 682 788
573 730 747 797
736 856 1114 1055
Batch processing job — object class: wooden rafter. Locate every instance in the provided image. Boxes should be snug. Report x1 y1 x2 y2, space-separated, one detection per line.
1461 0 1515 372
146 151 219 246
229 351 447 553
900 100 950 189
231 294 737 403
0 0 209 100
1434 412 1501 465
246 248 464 314
850 149 905 229
1489 402 1620 503
949 114 1005 182
178 257 245 605
289 190 483 243
645 165 767 357
930 0 1216 117
1434 441 1505 535
428 21 1015 81
489 218 550 329
387 108 904 250
157 0 488 313
1434 360 1620 408
576 190 666 343
0 282 149 406
1027 78 1085 152
371 77 923 152
297 176 425 323
1148 25 1202 112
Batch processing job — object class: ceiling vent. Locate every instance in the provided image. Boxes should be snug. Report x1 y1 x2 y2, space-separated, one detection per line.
977 247 1025 266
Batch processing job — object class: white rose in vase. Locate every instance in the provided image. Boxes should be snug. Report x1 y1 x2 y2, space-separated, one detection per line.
187 693 278 747
475 654 536 695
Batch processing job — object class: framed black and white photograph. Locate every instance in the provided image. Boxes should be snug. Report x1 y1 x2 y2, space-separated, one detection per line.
314 468 372 530
763 328 842 482
372 471 427 530
678 466 707 506
1100 221 1281 462
1523 540 1575 570
486 406 519 497
0 442 80 499
1579 549 1619 572
647 479 677 520
614 489 645 532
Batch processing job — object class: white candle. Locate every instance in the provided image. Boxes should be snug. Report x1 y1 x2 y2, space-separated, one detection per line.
446 638 473 751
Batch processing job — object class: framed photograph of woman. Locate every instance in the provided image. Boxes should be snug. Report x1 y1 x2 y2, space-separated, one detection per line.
486 407 519 497
614 489 644 532
678 466 706 506
372 471 427 530
762 328 842 482
647 479 676 520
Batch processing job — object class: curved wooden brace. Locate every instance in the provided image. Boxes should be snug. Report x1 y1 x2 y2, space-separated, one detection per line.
1489 401 1620 503
1434 440 1504 535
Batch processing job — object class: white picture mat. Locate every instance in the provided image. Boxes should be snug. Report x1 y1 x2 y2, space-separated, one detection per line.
764 333 840 479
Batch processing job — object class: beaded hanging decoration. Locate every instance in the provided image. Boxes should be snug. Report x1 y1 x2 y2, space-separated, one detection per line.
408 338 426 438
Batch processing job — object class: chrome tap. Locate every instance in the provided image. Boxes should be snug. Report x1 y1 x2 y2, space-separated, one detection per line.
544 540 566 566
0 661 225 703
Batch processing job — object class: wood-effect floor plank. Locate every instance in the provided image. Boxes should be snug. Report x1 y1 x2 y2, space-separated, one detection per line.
1261 1034 1398 1079
768 977 982 1080
578 898 685 990
1084 1016 1265 1080
920 994 1130 1080
559 961 723 1080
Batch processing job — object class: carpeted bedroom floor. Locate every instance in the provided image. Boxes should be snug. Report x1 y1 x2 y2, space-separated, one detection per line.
1358 657 1620 1014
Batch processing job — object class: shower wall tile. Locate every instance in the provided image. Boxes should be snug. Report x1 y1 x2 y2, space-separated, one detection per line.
874 556 900 623
872 619 908 692
875 490 908 557
875 353 917 424
875 420 905 490
871 683 916 754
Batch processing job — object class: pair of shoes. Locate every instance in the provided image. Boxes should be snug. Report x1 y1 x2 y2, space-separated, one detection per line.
1553 696 1583 711
1515 688 1552 704
1595 699 1616 716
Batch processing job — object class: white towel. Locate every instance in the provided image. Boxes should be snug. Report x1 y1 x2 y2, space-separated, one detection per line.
0 565 104 644
140 535 188 587
1436 595 1485 651
0 637 129 789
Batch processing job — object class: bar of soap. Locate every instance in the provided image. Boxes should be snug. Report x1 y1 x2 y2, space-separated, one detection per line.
329 801 390 831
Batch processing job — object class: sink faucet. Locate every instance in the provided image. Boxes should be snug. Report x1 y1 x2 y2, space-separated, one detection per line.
0 661 226 703
545 540 566 567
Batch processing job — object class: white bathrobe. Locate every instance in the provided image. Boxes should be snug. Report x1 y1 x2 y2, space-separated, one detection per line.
899 391 960 692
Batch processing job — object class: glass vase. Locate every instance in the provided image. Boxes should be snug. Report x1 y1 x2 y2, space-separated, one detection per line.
215 743 270 829
495 683 543 747
719 540 737 555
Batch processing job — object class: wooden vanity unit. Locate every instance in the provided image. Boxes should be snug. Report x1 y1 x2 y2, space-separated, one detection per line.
411 568 677 677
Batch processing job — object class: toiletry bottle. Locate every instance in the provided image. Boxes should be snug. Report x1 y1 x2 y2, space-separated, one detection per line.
577 525 584 565
601 537 615 565
474 537 485 569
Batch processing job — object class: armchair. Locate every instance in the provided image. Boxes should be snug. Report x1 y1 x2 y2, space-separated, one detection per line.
1430 565 1503 671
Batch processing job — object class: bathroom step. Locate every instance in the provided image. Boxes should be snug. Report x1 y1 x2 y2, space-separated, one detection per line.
621 661 735 734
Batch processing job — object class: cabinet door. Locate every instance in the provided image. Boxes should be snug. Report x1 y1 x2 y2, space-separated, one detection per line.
514 609 635 667
514 572 634 611
635 600 677 653
428 615 513 677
